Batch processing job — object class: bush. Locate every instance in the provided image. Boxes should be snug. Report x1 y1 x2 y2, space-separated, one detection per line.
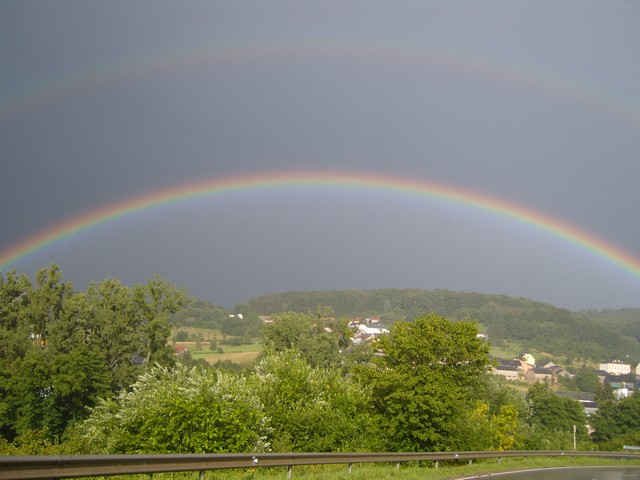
74 364 270 453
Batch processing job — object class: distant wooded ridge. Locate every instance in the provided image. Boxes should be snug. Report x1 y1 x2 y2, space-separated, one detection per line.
241 289 640 363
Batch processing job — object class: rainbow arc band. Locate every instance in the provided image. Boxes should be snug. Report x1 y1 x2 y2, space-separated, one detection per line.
1 171 639 279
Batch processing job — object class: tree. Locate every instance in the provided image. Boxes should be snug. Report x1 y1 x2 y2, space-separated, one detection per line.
591 393 640 446
262 312 348 368
595 382 615 404
76 364 269 453
132 276 186 365
574 367 600 393
361 313 490 451
253 351 378 452
10 346 109 440
0 267 187 444
525 383 587 447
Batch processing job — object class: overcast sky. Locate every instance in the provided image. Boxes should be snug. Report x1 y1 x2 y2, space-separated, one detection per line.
1 1 639 309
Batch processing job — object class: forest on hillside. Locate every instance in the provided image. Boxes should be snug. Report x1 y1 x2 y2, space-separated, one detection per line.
247 289 640 363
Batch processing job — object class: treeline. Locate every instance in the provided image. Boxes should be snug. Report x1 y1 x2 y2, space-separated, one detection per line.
247 289 640 362
2 268 639 454
0 266 186 446
171 299 261 340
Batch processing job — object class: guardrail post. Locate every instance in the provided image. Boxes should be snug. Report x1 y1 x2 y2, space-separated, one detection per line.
287 464 293 480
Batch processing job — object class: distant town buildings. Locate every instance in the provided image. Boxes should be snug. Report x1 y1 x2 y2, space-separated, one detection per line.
599 361 631 376
349 318 389 344
492 359 520 381
491 354 572 385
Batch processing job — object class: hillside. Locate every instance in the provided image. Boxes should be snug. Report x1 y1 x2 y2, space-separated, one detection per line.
171 299 261 339
582 308 640 341
247 289 640 363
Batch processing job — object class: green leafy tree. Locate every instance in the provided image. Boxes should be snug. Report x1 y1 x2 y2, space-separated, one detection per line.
10 346 109 440
595 382 615 404
253 351 379 452
574 367 600 393
0 267 187 444
132 277 186 364
525 383 587 448
360 313 490 451
262 312 348 368
591 393 640 446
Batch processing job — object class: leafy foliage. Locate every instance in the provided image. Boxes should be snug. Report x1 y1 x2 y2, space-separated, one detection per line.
253 351 379 451
2 267 637 454
524 383 587 448
359 313 490 451
262 312 350 368
0 266 185 441
76 364 270 453
591 394 640 447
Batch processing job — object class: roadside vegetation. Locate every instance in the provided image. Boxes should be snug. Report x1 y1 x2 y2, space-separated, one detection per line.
1 266 640 456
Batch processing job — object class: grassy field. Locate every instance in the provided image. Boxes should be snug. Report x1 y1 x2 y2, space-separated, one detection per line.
88 455 640 480
184 341 263 366
171 324 262 366
191 350 262 366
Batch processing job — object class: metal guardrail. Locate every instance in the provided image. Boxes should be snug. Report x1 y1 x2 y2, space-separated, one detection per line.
1 450 638 480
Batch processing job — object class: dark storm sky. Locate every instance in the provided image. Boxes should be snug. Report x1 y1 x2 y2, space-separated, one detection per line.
1 1 639 309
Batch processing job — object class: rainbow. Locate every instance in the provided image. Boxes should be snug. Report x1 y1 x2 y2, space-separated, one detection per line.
1 171 639 279
2 46 638 129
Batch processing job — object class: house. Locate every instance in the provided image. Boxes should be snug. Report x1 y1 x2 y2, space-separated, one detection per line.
543 362 571 378
606 374 634 390
492 359 522 381
599 361 631 376
493 365 519 381
173 344 189 354
614 388 632 400
351 323 389 344
579 400 598 416
519 359 535 375
532 367 556 384
357 324 389 336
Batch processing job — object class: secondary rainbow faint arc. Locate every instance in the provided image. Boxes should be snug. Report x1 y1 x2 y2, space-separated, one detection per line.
1 46 638 129
1 171 639 279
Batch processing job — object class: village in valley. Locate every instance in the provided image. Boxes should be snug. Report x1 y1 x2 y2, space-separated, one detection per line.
492 354 638 417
